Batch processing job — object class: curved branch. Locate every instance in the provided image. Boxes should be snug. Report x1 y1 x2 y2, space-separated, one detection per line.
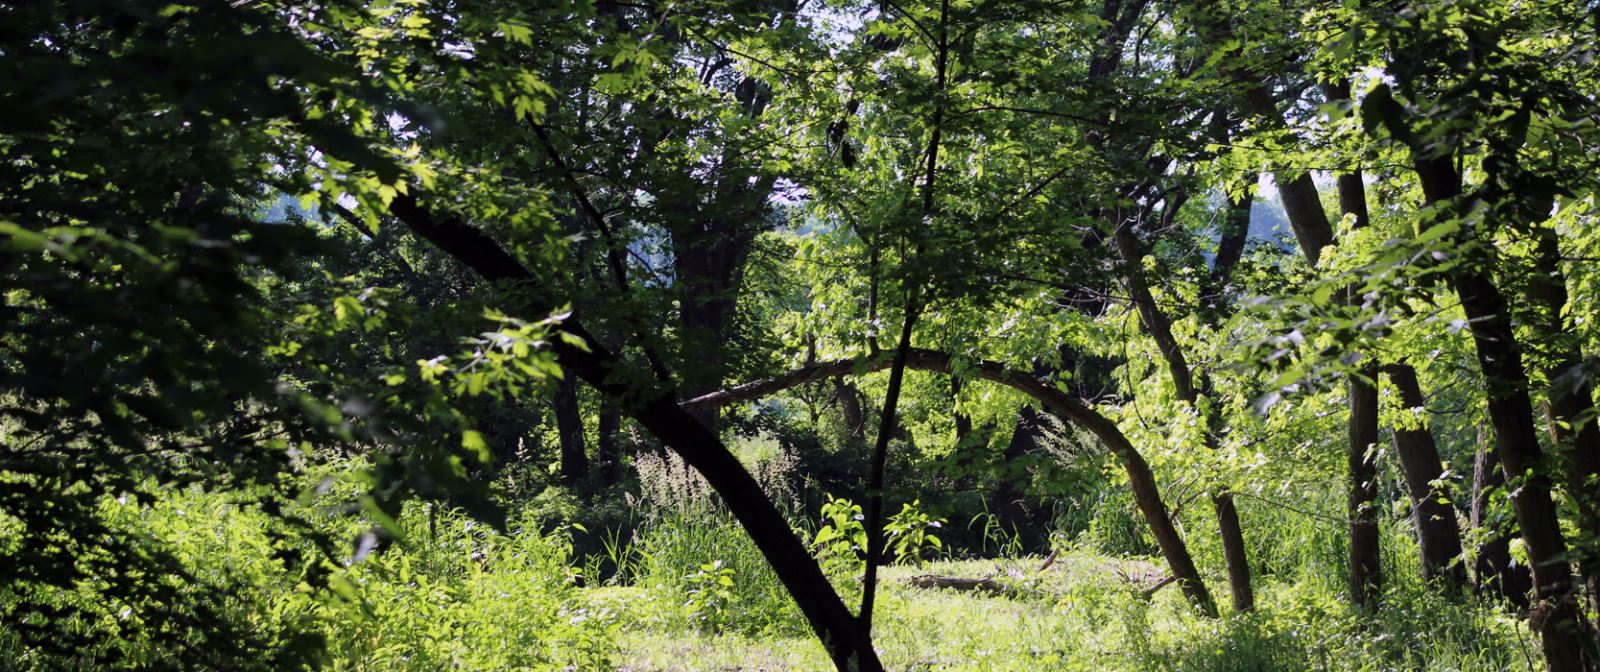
682 347 1218 616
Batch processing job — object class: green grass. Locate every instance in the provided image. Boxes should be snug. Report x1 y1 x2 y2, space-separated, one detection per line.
3 483 1541 671
595 551 1537 672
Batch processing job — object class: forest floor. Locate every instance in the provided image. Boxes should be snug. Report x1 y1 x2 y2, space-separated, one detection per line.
589 551 1534 672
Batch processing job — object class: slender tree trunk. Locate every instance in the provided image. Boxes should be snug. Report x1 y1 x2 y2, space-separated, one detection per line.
1472 422 1534 609
1111 222 1253 613
1239 82 1387 607
860 311 920 631
1212 491 1254 612
1415 156 1586 671
1347 366 1383 607
555 376 589 484
1331 162 1383 609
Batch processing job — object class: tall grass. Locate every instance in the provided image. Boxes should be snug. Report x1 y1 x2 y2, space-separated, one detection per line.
622 437 812 635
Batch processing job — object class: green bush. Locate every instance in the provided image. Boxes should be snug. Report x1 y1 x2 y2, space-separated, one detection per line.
0 487 617 671
321 506 616 671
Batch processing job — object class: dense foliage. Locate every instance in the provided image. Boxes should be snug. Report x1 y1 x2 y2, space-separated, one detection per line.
2 0 1598 670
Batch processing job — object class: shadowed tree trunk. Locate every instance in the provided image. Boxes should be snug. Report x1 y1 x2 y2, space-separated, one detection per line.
991 406 1042 537
1328 165 1383 608
834 379 868 441
554 376 589 484
1384 365 1468 588
1524 226 1600 624
1413 156 1586 671
389 193 884 672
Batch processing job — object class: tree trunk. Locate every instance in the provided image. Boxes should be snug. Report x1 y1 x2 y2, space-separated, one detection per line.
1471 423 1533 610
834 379 868 441
1526 226 1600 626
1347 366 1383 608
1331 162 1383 609
390 194 884 672
1414 156 1586 671
1112 218 1253 613
991 406 1041 537
1239 83 1386 608
1212 491 1255 613
953 375 973 447
555 375 589 485
1385 365 1468 588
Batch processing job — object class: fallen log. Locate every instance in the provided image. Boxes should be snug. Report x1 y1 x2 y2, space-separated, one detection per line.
906 575 1018 596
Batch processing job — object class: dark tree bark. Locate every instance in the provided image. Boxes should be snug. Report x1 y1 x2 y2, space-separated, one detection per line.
991 406 1043 536
388 193 883 672
554 376 590 484
1413 156 1586 671
953 375 973 447
1346 366 1382 606
1328 164 1383 608
1384 365 1468 588
859 307 919 631
683 348 1220 616
672 221 758 433
1471 422 1534 610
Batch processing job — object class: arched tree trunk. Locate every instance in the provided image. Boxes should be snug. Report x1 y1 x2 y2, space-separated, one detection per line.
683 348 1220 617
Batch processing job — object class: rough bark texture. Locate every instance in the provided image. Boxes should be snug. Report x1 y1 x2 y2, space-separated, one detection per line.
1384 365 1468 587
1414 157 1586 671
683 348 1219 616
1471 424 1533 609
389 193 883 672
834 379 868 440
